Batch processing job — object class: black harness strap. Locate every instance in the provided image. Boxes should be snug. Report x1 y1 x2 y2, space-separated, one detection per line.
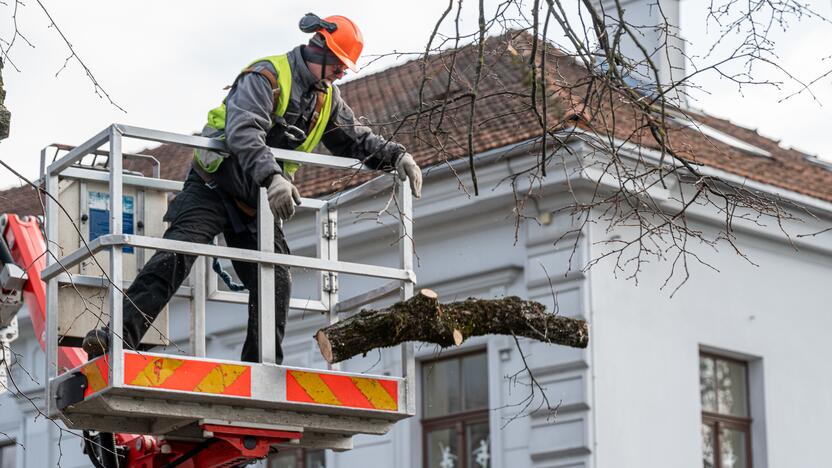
240 66 281 115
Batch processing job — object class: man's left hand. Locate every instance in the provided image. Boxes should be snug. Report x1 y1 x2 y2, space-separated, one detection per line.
395 153 422 198
267 174 302 220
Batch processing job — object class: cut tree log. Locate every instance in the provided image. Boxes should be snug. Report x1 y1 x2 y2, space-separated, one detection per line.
314 289 589 364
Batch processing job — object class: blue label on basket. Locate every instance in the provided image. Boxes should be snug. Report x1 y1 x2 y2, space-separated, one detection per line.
88 191 134 254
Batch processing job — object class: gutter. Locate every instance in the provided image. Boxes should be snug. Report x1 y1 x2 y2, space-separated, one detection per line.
418 127 832 218
561 127 832 216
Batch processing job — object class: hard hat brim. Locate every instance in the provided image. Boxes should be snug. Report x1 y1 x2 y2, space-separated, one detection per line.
319 29 359 72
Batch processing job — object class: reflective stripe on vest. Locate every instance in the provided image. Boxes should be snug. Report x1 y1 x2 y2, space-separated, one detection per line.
195 54 333 177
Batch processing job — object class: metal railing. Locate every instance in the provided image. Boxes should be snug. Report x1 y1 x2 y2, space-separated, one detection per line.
42 124 416 417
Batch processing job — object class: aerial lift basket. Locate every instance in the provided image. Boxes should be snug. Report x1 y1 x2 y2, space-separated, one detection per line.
39 125 417 453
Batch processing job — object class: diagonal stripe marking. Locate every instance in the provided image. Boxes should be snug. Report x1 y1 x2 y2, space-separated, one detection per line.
319 373 373 409
352 377 398 411
194 364 248 394
123 353 147 384
221 366 252 397
286 372 315 403
81 359 108 397
148 360 214 391
130 357 184 387
290 370 341 405
379 379 398 403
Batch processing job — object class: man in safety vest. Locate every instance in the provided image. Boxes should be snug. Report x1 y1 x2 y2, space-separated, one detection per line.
82 13 422 363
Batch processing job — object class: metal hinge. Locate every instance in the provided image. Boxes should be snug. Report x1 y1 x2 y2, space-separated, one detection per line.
321 219 337 240
0 263 27 292
322 272 339 293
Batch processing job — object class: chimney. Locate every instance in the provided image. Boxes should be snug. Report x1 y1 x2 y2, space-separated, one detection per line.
591 0 687 105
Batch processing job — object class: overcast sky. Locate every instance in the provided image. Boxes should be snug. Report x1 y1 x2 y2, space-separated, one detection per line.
0 0 830 189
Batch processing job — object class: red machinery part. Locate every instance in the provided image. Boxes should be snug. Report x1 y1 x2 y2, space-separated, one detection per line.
3 214 87 370
126 424 302 468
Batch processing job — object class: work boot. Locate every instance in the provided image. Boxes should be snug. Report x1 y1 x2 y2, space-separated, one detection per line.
81 328 110 358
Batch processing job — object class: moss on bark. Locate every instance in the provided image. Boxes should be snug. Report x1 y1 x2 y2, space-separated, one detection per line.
0 60 10 140
315 289 589 364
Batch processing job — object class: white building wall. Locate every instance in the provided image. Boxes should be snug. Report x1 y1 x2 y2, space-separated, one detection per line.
588 195 832 468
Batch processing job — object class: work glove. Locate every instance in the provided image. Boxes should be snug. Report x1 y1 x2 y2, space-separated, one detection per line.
266 173 302 220
395 153 422 198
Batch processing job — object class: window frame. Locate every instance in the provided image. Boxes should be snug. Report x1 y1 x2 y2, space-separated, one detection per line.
700 351 753 468
421 349 490 468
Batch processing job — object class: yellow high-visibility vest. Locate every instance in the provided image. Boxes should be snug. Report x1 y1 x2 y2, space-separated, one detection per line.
196 54 332 177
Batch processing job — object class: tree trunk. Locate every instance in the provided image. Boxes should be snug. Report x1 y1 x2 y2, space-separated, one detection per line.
315 289 589 364
0 60 10 140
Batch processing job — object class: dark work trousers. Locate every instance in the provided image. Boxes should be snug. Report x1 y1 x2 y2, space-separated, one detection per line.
120 169 291 363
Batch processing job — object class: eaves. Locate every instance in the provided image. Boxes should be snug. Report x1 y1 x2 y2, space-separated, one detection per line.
562 127 832 216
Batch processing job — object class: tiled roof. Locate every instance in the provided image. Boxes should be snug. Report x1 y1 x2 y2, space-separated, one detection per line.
0 183 44 217
0 143 197 217
2 31 831 217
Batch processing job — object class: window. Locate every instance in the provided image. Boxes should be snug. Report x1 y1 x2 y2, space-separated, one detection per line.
268 448 325 468
700 353 752 468
0 440 16 468
422 352 490 468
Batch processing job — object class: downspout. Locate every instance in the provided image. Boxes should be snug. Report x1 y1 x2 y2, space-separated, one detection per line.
586 218 600 467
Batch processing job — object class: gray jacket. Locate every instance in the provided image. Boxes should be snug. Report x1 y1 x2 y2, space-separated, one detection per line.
205 46 405 208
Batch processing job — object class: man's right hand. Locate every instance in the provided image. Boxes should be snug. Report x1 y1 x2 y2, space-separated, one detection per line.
267 174 302 220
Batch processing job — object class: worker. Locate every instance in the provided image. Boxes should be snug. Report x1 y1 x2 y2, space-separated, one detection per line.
82 13 422 363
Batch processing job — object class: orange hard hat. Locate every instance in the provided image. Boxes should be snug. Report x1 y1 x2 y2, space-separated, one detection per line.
304 14 364 72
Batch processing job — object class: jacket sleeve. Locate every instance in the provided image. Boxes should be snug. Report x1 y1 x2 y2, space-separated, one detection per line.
224 69 282 187
321 86 406 170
